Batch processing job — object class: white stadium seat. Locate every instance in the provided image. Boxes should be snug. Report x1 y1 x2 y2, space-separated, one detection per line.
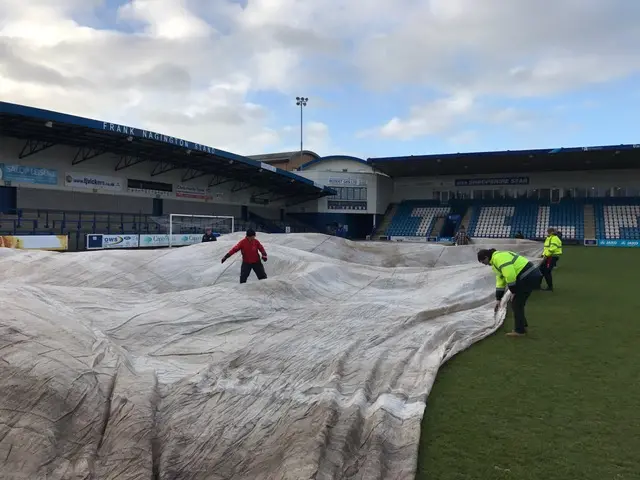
410 206 450 235
603 205 640 239
473 206 514 238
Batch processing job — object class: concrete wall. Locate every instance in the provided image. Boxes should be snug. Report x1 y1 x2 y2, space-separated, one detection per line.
0 135 283 217
17 188 153 213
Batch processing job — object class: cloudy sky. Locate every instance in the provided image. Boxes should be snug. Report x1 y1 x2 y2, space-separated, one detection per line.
1 0 639 158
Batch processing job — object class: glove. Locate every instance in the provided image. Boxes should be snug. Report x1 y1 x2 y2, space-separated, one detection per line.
262 255 267 262
494 300 501 313
221 254 229 264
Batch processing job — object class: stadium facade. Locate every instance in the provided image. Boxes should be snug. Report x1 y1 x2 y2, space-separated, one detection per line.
1 101 639 250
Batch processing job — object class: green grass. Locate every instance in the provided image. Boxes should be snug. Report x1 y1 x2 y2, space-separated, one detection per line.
416 247 640 480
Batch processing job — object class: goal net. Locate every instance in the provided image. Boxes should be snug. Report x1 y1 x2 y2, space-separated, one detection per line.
168 214 235 247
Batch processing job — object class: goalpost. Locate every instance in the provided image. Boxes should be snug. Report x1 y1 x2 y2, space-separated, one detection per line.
168 214 235 248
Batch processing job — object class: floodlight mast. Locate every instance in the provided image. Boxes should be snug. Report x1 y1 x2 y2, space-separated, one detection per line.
295 96 308 163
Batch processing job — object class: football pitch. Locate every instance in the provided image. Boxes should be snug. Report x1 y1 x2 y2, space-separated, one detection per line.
416 246 640 480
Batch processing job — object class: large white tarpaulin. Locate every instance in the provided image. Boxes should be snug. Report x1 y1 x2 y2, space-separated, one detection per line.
0 234 541 479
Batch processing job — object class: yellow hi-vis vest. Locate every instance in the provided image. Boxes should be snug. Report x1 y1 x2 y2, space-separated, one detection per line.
543 234 562 257
490 251 537 299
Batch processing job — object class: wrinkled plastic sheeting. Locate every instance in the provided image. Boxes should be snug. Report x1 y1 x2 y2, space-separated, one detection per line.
0 234 542 479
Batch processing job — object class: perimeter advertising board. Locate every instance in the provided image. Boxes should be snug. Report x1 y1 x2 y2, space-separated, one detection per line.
139 234 202 248
0 235 68 251
86 234 139 249
65 172 123 191
87 234 202 249
597 239 640 247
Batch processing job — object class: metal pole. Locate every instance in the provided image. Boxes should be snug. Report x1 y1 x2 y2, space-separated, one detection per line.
295 97 308 165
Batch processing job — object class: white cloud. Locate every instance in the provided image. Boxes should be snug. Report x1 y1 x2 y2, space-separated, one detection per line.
447 130 478 146
118 0 212 39
272 121 332 156
0 0 638 151
362 93 476 140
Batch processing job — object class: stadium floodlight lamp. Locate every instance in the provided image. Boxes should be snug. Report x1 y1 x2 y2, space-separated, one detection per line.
295 97 309 160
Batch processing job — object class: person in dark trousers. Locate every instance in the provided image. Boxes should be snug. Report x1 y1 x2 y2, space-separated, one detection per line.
477 248 542 337
539 228 561 291
552 231 563 268
202 228 217 242
221 229 268 283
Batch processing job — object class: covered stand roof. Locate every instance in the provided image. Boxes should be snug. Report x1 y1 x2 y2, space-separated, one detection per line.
0 102 334 205
369 144 640 177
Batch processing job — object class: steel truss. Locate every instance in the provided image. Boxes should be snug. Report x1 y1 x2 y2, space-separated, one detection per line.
115 155 146 171
151 162 178 176
18 139 55 159
181 169 207 182
250 190 274 198
231 182 253 192
284 193 324 207
72 147 105 165
208 176 234 187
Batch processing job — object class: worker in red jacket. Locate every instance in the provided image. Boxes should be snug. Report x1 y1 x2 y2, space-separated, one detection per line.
221 229 268 283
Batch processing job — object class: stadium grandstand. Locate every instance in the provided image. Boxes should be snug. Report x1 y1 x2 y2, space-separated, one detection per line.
1 100 639 252
367 144 640 248
0 101 335 250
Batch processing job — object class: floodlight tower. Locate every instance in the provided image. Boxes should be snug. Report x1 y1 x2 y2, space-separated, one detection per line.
295 96 308 162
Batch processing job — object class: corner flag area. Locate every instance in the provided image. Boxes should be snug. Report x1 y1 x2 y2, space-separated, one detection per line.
417 246 640 480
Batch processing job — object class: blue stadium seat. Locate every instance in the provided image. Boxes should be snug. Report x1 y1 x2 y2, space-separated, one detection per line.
386 200 450 237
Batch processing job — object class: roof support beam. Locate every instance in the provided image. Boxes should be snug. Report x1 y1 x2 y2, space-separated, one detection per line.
208 176 234 187
115 155 146 171
18 139 55 159
231 181 252 192
181 169 207 182
72 147 105 165
271 191 307 202
151 161 178 177
285 194 322 207
251 190 274 198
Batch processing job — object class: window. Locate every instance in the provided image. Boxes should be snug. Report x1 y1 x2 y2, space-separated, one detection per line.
127 179 172 192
